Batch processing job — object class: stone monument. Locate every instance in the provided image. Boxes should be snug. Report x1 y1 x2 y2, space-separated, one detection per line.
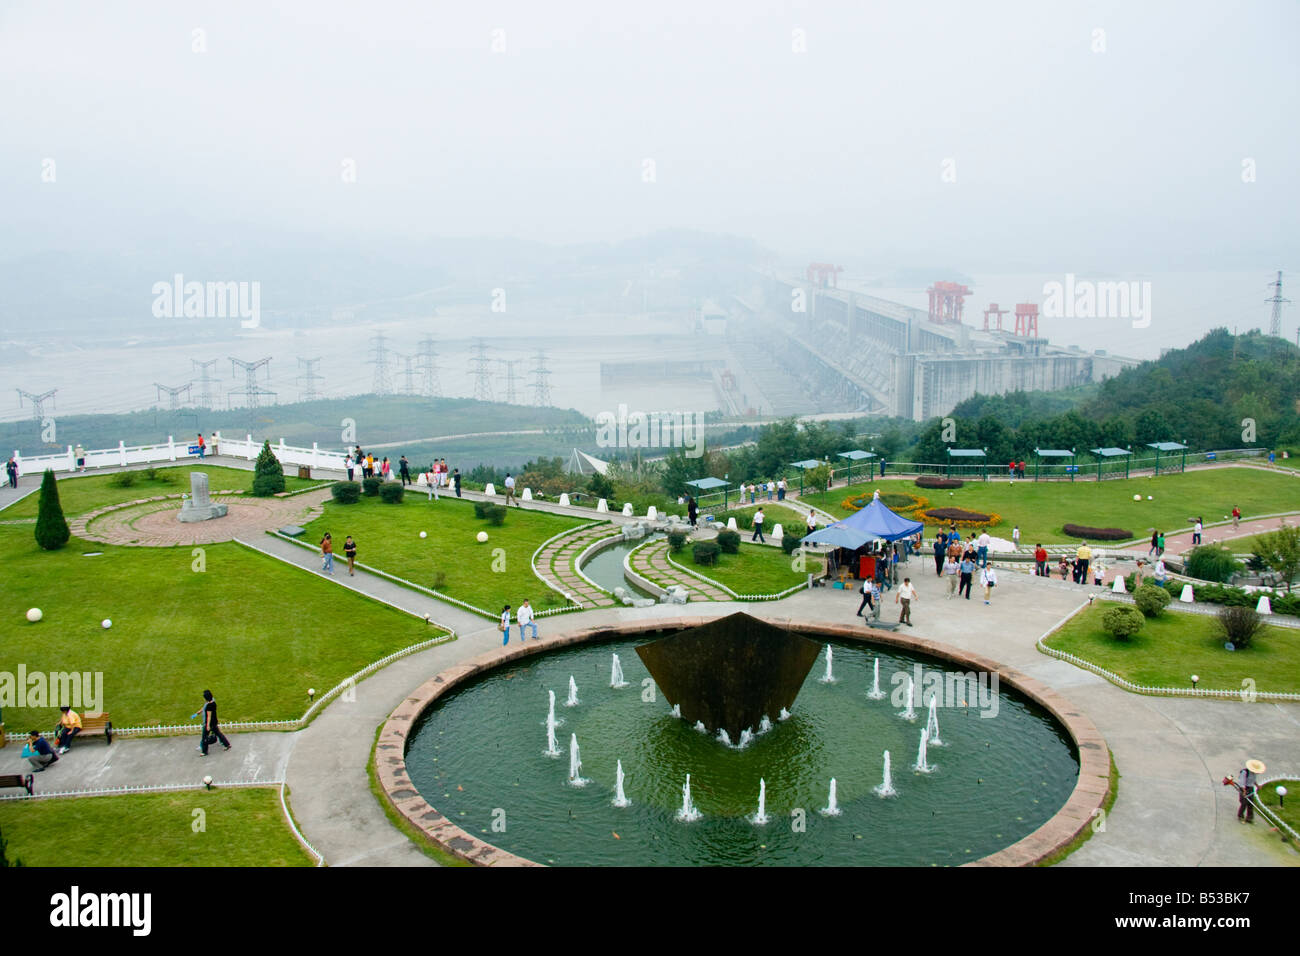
178 472 228 523
634 612 821 740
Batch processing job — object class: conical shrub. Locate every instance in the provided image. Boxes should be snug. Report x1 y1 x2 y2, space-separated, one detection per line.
35 469 70 550
251 441 286 497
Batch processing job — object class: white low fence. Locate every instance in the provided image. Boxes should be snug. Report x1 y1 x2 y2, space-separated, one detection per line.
14 432 350 478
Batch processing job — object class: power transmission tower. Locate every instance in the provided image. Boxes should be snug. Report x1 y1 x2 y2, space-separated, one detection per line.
469 339 494 402
416 336 442 398
153 382 192 411
192 359 221 409
391 351 418 396
296 357 324 402
16 388 56 423
1267 271 1290 338
529 349 553 407
497 359 523 405
369 332 394 395
228 357 275 408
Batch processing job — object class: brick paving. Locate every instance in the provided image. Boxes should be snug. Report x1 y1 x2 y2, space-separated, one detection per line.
72 489 330 546
534 523 621 607
630 539 731 601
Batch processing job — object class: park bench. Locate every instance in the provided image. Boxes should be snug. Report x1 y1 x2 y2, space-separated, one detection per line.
70 713 113 746
0 774 34 795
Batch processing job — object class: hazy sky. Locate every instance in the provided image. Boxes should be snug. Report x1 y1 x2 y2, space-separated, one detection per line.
3 0 1297 272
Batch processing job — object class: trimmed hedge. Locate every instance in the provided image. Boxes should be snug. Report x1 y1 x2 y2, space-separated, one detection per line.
1102 605 1145 641
781 534 804 555
1133 584 1171 617
362 477 382 497
379 482 405 503
716 529 741 554
916 476 964 489
1125 576 1300 616
667 530 688 552
331 481 361 504
35 469 70 551
924 507 993 522
692 541 721 566
1062 523 1132 541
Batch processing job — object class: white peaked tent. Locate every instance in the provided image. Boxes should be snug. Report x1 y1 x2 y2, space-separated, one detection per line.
566 448 610 477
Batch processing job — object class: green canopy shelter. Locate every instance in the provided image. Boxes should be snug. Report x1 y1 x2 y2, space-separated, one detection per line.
1090 446 1133 480
1146 441 1189 477
685 476 731 510
837 449 876 486
1033 447 1077 482
789 459 822 496
945 448 987 481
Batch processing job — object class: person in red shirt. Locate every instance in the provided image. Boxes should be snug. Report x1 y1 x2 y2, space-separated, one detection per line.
1034 543 1048 576
1018 460 1026 478
1232 506 1241 529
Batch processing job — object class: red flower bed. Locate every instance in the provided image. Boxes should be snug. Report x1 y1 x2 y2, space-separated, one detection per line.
1062 523 1133 541
915 476 964 489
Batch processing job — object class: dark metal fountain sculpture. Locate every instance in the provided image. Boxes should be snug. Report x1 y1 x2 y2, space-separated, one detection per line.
635 612 821 741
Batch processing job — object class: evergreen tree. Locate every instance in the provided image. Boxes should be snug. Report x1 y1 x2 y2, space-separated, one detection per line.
251 440 286 497
34 469 70 550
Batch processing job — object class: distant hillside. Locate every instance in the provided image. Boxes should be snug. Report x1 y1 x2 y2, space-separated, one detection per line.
910 329 1300 462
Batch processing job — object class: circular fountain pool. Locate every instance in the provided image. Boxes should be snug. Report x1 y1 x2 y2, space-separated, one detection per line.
392 625 1094 867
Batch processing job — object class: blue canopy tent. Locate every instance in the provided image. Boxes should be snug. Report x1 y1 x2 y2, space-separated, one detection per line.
801 491 924 549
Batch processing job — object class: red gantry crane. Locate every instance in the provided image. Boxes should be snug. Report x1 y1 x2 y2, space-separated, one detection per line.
927 280 972 324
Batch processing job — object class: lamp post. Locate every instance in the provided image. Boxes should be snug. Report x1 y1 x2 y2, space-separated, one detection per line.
1277 785 1287 809
1191 674 1199 691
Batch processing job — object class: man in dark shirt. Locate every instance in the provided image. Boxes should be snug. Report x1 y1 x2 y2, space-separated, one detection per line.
399 455 412 486
198 690 231 756
24 731 58 771
932 534 946 576
453 468 462 497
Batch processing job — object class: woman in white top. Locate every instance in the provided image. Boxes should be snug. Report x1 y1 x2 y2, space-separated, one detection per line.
499 605 512 646
980 565 997 604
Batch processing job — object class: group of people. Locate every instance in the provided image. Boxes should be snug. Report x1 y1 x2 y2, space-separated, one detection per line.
938 543 998 603
319 532 358 575
744 479 787 503
1006 460 1027 480
499 600 539 644
858 575 918 625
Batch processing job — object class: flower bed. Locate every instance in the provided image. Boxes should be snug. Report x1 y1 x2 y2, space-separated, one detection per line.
1062 523 1133 541
919 506 1000 528
841 491 928 515
915 476 964 490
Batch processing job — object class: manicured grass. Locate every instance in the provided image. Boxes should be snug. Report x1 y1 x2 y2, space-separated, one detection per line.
671 542 822 595
1044 601 1298 694
0 524 443 729
818 469 1300 544
3 464 320 520
301 494 587 613
366 719 469 866
1256 779 1299 835
1038 752 1120 866
724 503 808 533
0 788 313 866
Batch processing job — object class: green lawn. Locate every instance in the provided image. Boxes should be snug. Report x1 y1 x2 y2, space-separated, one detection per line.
1044 601 1298 694
0 524 443 728
723 503 808 533
300 494 587 613
816 470 1300 544
1256 779 1299 835
671 542 822 595
2 464 320 520
0 788 313 866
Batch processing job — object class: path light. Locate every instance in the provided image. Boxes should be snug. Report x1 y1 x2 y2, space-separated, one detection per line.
307 687 316 701
1191 675 1199 689
1277 785 1287 808
202 775 213 790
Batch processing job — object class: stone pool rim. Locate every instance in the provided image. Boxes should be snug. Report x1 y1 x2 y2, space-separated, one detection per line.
375 616 1112 868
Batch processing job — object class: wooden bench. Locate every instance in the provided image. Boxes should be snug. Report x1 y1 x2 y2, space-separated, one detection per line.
66 713 113 746
0 774 34 795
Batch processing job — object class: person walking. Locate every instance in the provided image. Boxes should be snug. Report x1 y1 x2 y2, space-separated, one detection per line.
197 689 231 756
440 459 449 488
75 444 86 473
381 457 391 481
517 599 539 640
943 554 959 598
1191 517 1203 546
399 455 412 486
344 535 357 576
504 473 520 508
345 454 355 482
1234 759 1265 823
980 565 997 605
777 478 786 501
748 482 756 504
856 576 875 616
1034 543 1048 577
687 496 698 530
425 466 438 502
751 507 766 543
895 577 917 627
320 533 334 574
197 433 206 459
1232 506 1241 529
1156 531 1165 557
766 480 774 502
1148 530 1159 559
1011 525 1020 549
932 534 946 577
1075 541 1091 583
958 553 975 600
499 604 512 646
453 468 462 497
805 510 817 538
977 530 990 568
5 455 17 489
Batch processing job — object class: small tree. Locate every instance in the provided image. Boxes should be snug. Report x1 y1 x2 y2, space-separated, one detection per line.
1101 605 1145 641
666 530 688 552
1217 605 1263 649
716 529 741 554
331 481 361 504
1133 584 1172 618
692 540 721 566
34 469 70 550
588 471 615 501
1184 545 1240 584
379 482 404 503
1252 523 1300 593
251 441 286 497
806 463 832 499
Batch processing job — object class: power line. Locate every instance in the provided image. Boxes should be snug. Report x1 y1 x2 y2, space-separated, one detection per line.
191 359 221 409
153 382 192 411
228 357 275 408
369 332 394 395
1267 270 1290 338
296 357 324 402
497 358 523 405
469 339 494 402
529 349 553 407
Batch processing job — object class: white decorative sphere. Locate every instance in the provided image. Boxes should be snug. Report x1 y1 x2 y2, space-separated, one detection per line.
308 687 316 697
476 531 489 543
101 619 112 629
1133 494 1141 501
1147 496 1153 500
1277 785 1288 797
419 531 427 538
26 607 42 623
